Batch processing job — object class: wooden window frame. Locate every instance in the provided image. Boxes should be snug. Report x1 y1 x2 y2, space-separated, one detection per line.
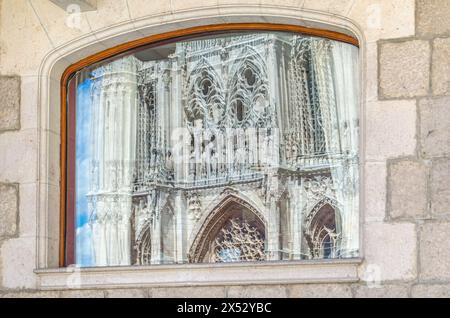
60 22 359 267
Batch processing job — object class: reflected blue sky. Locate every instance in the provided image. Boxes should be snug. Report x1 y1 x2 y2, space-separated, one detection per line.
75 77 93 266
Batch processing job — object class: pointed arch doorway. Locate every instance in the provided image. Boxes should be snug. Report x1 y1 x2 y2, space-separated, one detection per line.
304 202 342 259
189 196 266 263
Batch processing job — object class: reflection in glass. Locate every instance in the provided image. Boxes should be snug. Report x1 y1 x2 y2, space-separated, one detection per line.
71 31 360 267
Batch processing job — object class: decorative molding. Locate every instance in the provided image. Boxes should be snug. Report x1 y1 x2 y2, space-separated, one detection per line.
35 258 362 290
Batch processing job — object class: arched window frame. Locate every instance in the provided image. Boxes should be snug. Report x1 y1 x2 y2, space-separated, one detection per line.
48 25 357 290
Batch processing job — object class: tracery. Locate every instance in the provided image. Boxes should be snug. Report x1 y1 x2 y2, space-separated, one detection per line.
73 31 360 267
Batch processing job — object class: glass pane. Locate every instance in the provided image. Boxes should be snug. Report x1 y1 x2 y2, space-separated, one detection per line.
70 31 360 267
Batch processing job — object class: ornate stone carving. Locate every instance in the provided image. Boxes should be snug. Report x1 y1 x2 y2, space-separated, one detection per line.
211 218 265 262
83 32 359 266
187 191 202 221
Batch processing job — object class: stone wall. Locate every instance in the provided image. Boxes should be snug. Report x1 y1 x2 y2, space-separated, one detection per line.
0 0 449 298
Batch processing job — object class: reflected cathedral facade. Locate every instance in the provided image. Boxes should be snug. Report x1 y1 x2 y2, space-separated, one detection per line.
83 33 359 266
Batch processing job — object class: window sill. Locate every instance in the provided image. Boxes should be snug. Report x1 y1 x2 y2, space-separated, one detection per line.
35 258 362 290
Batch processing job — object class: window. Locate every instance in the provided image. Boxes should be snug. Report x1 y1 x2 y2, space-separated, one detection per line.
64 27 360 267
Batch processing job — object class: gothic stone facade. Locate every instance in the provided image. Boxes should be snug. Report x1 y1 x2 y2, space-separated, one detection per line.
87 33 358 266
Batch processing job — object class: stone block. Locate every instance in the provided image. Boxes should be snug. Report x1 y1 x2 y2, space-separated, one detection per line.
126 0 171 20
364 162 387 223
419 97 450 158
354 284 409 298
0 0 54 76
0 129 38 183
388 160 428 220
0 76 20 131
260 0 299 8
84 0 131 32
432 38 450 95
348 0 415 42
430 159 450 217
0 183 18 237
419 222 450 281
18 183 37 237
150 286 226 298
60 290 105 298
1 291 60 298
417 0 450 37
379 40 430 98
31 0 94 47
174 0 221 11
0 238 37 289
288 284 352 298
366 100 417 160
302 0 354 16
412 284 450 298
227 285 287 298
362 222 417 281
365 42 378 103
105 289 147 298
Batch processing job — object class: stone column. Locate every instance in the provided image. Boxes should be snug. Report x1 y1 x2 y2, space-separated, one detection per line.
266 173 281 261
150 210 161 265
289 183 303 260
174 190 188 263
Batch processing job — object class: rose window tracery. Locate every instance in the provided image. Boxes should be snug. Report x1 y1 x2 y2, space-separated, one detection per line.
211 217 266 263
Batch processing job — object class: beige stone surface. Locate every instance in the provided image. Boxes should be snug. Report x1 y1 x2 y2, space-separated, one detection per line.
365 100 417 160
126 0 172 20
150 286 226 298
411 284 450 298
18 183 38 237
19 76 39 131
365 42 378 103
432 38 450 95
41 131 61 186
388 160 428 220
364 162 387 223
0 129 38 183
48 0 96 12
417 0 450 37
0 183 18 237
84 0 131 32
0 76 21 131
0 237 37 289
419 222 450 281
30 0 94 47
303 0 354 15
1 291 60 298
288 283 352 298
419 97 450 158
217 0 260 6
379 40 430 98
260 0 299 7
361 222 417 281
430 159 450 217
349 0 415 42
60 289 105 298
0 0 54 76
105 288 148 298
227 285 287 298
174 0 220 12
354 284 409 298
